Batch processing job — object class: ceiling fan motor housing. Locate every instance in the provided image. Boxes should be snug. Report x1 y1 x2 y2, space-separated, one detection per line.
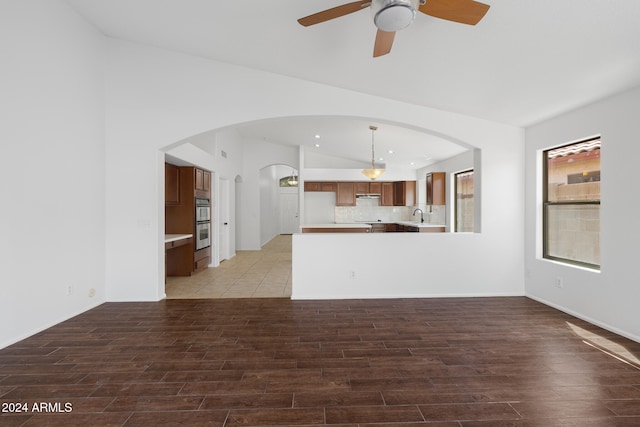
372 0 419 32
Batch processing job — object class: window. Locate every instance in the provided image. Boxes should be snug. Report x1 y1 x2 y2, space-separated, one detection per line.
455 169 474 232
543 138 600 269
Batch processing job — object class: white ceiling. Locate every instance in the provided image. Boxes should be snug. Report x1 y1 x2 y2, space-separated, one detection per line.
63 0 640 166
235 117 467 169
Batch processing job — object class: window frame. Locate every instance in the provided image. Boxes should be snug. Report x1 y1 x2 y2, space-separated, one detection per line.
454 169 474 233
542 137 601 270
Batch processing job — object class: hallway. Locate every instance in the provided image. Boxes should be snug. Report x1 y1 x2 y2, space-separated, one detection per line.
166 235 292 299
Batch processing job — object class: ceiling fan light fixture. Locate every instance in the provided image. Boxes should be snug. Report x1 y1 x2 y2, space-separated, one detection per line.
372 0 418 32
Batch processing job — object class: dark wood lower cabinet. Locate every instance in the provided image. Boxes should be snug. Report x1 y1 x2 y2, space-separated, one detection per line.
165 237 193 277
194 247 210 273
385 223 398 232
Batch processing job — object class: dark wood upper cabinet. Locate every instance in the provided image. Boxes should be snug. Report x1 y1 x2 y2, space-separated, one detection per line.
393 181 416 206
164 163 180 206
336 182 356 206
369 182 382 194
355 182 369 194
195 168 211 195
202 170 211 193
305 182 321 192
355 181 382 194
195 168 204 191
321 182 336 192
304 182 336 192
381 182 394 206
426 172 446 205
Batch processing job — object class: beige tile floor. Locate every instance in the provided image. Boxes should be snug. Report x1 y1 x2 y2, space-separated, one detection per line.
165 234 292 299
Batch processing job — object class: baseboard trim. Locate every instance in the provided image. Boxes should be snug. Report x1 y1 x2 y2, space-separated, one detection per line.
291 292 525 300
526 293 640 344
1 300 105 349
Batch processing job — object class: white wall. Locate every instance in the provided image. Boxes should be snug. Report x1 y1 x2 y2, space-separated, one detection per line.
100 37 525 303
259 164 297 245
237 139 298 250
260 166 279 246
0 0 106 347
525 86 640 342
293 231 523 299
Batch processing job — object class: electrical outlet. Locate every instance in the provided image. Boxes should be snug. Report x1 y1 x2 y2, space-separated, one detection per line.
350 270 356 279
66 284 74 295
555 276 564 289
88 288 96 298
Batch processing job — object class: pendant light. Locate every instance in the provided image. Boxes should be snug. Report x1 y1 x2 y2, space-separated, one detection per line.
362 125 385 180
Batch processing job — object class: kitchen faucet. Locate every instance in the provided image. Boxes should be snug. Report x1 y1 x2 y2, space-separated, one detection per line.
412 208 424 223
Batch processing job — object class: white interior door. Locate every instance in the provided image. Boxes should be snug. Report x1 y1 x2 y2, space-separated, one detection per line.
280 193 299 234
219 178 231 261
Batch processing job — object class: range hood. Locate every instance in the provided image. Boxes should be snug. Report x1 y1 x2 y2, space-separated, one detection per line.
356 193 381 199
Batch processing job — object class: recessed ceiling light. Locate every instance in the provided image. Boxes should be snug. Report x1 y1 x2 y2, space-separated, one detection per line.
314 134 320 139
410 162 415 165
378 157 384 161
387 150 394 154
314 143 320 148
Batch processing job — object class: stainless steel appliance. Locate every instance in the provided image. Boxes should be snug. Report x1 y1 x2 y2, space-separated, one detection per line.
195 198 211 222
195 198 211 250
195 221 210 250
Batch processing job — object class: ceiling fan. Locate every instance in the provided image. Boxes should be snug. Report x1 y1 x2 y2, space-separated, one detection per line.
298 0 490 57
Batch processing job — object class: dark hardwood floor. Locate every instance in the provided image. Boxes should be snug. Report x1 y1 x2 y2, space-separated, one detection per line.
2 297 640 426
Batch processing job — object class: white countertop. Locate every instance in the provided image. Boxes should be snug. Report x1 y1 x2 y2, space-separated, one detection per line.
302 223 372 229
165 233 193 243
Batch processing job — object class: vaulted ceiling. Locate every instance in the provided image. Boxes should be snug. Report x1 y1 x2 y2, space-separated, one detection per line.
63 0 640 165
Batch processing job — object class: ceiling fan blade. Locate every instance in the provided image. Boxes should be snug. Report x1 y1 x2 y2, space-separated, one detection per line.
373 29 395 57
298 1 371 27
419 0 490 25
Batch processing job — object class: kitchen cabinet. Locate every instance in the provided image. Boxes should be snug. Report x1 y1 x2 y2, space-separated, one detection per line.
304 182 321 191
381 182 394 206
165 165 212 276
354 182 383 194
165 235 193 277
355 182 369 194
165 163 180 205
426 172 446 205
321 182 336 192
393 181 416 206
203 170 211 193
304 182 336 192
385 223 398 232
369 182 382 194
194 247 210 273
194 168 211 198
336 182 356 206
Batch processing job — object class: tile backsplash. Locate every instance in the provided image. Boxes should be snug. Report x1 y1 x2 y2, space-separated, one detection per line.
334 198 445 224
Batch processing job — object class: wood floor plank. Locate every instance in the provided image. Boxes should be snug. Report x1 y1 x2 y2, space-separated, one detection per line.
2 297 640 426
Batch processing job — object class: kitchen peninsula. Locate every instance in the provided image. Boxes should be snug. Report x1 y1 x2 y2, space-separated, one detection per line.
300 222 445 233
